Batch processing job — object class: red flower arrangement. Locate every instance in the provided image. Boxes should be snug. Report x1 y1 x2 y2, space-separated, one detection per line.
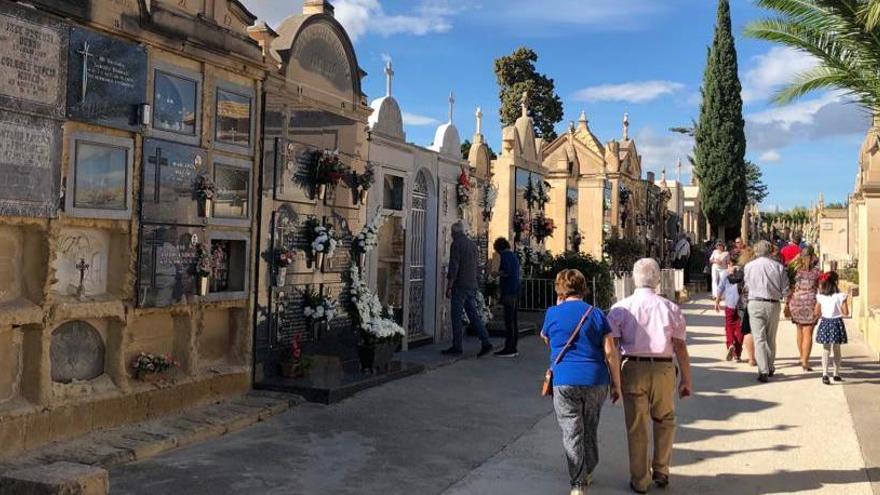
531 214 556 243
456 168 472 207
513 209 530 241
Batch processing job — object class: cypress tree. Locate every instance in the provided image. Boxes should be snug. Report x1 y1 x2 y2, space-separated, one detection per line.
694 0 747 240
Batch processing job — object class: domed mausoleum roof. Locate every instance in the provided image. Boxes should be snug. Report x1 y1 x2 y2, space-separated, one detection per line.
368 61 405 141
431 91 461 158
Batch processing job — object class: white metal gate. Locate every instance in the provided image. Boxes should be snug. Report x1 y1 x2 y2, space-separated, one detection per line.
407 172 429 338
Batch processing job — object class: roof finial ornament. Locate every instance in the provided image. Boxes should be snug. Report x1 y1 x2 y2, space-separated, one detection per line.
521 90 529 119
579 109 587 124
475 106 483 135
384 59 394 97
448 91 455 124
569 121 576 134
676 158 683 182
623 112 630 140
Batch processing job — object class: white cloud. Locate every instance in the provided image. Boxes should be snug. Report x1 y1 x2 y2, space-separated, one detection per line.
746 92 869 152
402 112 440 126
759 150 781 162
634 126 695 179
572 81 685 104
741 47 818 104
243 0 460 41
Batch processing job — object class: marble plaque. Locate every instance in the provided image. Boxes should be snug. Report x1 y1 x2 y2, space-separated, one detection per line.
323 211 353 273
0 111 61 217
67 27 147 130
141 138 209 225
137 224 204 307
274 205 316 275
213 163 249 219
51 320 105 383
274 283 311 346
51 228 110 298
0 3 65 116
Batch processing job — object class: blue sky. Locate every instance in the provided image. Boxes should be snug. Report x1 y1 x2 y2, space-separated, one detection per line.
244 0 869 210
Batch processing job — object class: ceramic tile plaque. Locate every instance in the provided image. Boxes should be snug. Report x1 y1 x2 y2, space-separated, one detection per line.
66 26 147 130
0 111 61 217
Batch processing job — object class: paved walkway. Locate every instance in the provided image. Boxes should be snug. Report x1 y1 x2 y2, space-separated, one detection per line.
110 298 879 494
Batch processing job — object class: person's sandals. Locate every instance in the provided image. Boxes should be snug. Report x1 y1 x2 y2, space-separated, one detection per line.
629 481 647 494
725 345 735 362
653 472 670 488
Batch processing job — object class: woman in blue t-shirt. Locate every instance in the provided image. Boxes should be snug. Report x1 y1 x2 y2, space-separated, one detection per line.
541 269 622 495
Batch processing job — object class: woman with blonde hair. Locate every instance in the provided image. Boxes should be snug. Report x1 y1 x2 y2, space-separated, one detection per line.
541 269 622 495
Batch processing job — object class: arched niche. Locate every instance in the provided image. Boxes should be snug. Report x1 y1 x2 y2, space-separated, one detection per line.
50 320 105 383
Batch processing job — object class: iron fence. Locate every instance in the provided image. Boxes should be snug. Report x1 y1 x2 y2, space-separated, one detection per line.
519 277 600 312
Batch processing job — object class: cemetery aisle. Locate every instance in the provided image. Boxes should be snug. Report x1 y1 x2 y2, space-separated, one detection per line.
110 299 879 495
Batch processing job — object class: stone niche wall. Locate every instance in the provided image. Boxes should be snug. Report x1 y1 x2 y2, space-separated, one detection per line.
0 326 23 407
45 318 125 400
50 227 128 299
198 306 248 369
0 224 49 308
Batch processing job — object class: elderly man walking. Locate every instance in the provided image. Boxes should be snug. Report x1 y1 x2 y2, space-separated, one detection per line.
442 222 493 357
607 258 692 494
744 240 790 382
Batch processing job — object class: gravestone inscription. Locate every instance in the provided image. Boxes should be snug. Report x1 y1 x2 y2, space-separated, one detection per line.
141 139 209 225
324 211 353 273
274 284 310 347
137 224 203 307
0 112 61 217
50 320 105 383
67 26 147 130
0 3 65 117
274 205 316 275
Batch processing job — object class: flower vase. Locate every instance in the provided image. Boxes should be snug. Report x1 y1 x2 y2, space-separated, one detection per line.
199 198 212 218
197 275 210 296
279 360 305 379
359 189 369 205
358 342 396 374
137 371 160 383
314 252 324 271
355 251 365 269
315 184 327 201
275 266 288 287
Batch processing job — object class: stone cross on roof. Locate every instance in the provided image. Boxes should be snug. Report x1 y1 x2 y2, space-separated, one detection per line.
521 90 529 118
661 168 667 182
448 91 455 123
475 106 483 135
623 112 630 140
384 60 394 97
676 158 682 182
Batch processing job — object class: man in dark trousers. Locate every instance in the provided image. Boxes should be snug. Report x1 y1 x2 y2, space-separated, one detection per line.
492 237 521 357
442 222 493 357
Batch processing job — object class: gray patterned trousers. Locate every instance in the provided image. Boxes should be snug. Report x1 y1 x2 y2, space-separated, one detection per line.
553 385 608 486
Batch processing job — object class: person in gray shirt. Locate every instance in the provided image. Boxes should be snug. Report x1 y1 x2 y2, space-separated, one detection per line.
442 222 493 357
743 240 790 382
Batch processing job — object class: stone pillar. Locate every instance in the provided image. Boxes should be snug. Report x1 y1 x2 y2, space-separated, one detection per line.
578 176 606 259
545 175 568 255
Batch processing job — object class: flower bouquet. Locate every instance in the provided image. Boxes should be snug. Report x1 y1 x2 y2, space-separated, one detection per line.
354 164 376 205
348 264 404 373
513 209 530 243
274 247 295 286
194 174 216 217
307 149 350 200
131 352 179 382
302 286 337 325
279 335 314 378
456 168 471 210
480 182 498 222
194 243 216 296
531 214 556 243
304 218 338 270
463 290 493 327
352 210 386 268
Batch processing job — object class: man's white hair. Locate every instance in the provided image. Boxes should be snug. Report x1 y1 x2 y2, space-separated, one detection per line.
633 258 661 288
754 240 772 257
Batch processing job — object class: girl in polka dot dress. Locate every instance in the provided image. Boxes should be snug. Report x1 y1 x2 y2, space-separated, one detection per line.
814 271 849 385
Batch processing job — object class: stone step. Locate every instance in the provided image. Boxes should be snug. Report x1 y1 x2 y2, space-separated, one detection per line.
0 391 300 481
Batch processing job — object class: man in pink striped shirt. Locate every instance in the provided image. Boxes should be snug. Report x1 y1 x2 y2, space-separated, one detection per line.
607 258 692 494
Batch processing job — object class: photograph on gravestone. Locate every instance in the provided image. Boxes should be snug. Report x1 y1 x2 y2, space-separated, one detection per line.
0 2 66 117
215 87 251 148
0 112 62 217
50 320 105 383
323 210 353 273
153 69 198 135
213 163 249 219
66 27 147 130
141 138 209 225
137 224 204 307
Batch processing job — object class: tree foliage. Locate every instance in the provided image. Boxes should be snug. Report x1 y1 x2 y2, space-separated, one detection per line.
745 160 769 204
694 0 748 240
461 139 497 161
746 0 880 110
494 47 564 141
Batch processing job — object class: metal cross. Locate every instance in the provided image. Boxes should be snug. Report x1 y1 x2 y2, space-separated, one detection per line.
147 147 167 202
76 42 94 101
475 106 483 135
75 258 90 298
448 91 455 123
384 60 394 97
